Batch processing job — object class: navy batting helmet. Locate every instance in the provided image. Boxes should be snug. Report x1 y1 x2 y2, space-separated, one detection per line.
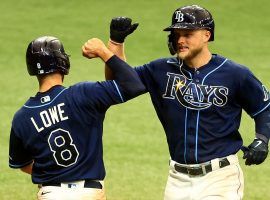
26 36 70 76
164 5 215 55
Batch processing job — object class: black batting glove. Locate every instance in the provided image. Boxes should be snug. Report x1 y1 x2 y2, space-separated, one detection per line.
110 17 139 43
242 138 269 165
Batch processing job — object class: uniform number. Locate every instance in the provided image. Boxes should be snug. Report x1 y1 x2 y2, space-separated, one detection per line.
48 128 79 167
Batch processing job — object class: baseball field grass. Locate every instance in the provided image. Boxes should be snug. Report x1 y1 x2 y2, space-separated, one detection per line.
0 0 269 199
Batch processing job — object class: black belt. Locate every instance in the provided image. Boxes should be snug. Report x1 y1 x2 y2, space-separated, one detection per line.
174 158 230 176
41 179 102 189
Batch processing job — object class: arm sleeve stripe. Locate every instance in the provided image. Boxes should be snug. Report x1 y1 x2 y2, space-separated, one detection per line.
113 80 124 103
9 160 33 169
252 103 270 117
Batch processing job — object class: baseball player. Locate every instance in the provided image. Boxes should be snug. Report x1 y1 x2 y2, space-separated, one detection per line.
105 5 270 200
9 36 145 200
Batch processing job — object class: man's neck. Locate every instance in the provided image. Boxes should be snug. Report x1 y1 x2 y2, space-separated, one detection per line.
38 73 63 92
184 49 212 69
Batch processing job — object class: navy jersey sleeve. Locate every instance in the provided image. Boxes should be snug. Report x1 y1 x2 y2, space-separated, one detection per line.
134 63 154 92
70 81 126 113
237 68 270 117
9 127 33 168
106 55 146 99
135 58 171 93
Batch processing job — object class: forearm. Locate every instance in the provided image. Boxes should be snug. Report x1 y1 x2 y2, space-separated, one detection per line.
254 107 270 144
108 40 126 60
105 40 126 80
106 55 145 98
106 16 138 80
20 162 33 175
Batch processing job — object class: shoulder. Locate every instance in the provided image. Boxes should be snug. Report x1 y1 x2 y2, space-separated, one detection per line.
12 107 25 121
216 54 252 75
70 81 118 97
148 57 178 66
70 81 96 88
11 106 28 130
69 81 99 91
135 57 179 71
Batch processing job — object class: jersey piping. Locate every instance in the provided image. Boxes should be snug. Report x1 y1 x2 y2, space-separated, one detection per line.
23 88 68 108
187 58 228 163
252 102 270 117
113 80 124 102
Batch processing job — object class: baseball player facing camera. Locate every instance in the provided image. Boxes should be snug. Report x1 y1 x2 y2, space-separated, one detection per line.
105 5 270 200
9 36 145 200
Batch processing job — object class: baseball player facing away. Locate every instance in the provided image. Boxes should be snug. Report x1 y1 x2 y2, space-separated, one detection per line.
105 5 270 200
9 36 145 200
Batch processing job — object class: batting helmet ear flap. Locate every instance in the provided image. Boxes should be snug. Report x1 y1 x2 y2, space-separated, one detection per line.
167 33 177 55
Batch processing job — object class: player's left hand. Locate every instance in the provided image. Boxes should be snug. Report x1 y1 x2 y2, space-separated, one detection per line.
242 138 269 165
110 17 139 43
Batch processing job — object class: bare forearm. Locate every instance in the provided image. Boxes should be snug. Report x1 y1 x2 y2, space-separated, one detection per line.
108 40 126 60
106 16 138 80
105 40 126 80
20 162 33 175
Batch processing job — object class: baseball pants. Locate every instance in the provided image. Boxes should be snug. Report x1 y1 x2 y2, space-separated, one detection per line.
164 154 244 200
37 180 106 200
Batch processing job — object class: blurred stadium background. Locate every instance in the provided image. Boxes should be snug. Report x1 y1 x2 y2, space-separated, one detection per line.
0 0 269 199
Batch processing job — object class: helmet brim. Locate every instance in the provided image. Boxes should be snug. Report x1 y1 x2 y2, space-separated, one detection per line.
163 23 202 31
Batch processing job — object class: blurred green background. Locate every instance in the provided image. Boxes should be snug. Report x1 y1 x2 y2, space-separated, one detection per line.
1 0 269 199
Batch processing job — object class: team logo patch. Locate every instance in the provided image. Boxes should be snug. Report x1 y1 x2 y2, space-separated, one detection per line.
40 95 51 103
163 72 228 110
262 85 270 101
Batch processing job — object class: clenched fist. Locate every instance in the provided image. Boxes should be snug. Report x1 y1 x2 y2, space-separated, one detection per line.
82 38 113 61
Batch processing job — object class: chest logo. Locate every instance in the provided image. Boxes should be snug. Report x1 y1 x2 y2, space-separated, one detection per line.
163 72 228 110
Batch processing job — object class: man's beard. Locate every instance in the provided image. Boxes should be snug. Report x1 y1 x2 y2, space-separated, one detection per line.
177 46 203 61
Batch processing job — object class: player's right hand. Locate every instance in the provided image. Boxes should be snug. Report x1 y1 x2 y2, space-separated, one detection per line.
110 17 139 43
82 38 113 62
82 38 106 59
242 138 269 165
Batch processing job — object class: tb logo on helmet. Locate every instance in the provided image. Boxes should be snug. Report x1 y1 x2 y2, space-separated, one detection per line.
175 11 184 22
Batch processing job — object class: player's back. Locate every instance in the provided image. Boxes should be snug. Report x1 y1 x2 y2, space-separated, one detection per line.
10 81 122 184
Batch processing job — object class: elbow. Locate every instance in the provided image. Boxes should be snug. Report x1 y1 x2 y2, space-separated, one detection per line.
134 84 147 96
124 83 146 98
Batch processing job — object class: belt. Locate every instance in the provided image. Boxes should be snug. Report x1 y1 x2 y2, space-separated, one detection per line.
174 158 230 177
41 179 102 189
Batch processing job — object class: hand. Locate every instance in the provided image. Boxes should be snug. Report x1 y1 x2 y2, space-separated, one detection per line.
110 17 139 43
242 139 269 165
82 38 106 59
82 38 113 62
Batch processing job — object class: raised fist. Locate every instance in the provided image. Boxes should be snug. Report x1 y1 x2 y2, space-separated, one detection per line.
110 17 139 43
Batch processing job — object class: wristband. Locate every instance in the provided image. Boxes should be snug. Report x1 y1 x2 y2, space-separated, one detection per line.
109 39 124 46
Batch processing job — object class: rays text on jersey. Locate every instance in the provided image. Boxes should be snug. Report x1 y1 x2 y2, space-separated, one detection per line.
31 103 69 133
163 72 228 110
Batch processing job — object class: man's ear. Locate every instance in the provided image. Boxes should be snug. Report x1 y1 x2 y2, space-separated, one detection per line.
204 30 211 42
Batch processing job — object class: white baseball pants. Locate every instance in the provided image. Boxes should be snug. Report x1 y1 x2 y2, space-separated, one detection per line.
164 154 244 200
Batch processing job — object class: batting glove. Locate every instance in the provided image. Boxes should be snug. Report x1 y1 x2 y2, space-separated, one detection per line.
242 138 269 165
110 17 139 43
